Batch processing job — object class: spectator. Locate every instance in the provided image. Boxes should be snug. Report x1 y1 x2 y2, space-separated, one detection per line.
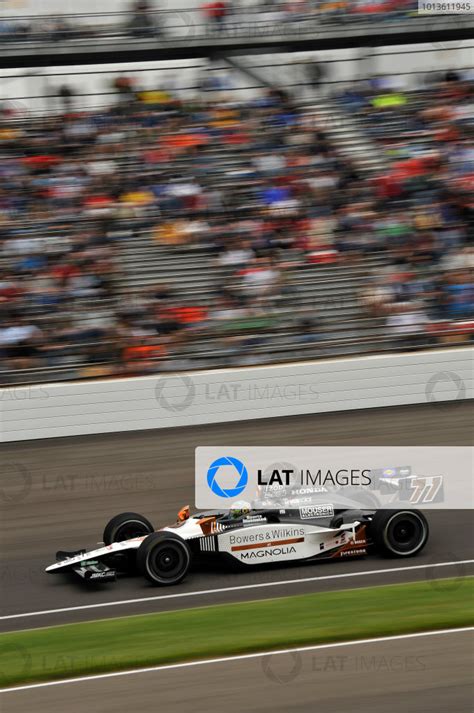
127 0 161 38
201 1 229 32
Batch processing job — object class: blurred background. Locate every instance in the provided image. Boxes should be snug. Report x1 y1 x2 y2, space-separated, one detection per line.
0 0 472 385
0 0 458 41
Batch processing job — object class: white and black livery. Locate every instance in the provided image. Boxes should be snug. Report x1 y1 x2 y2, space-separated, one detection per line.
46 502 429 587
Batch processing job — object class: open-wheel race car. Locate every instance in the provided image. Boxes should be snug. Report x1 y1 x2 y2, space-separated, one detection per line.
46 502 429 586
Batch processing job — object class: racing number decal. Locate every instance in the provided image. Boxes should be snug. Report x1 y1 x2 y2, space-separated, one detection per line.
407 476 443 504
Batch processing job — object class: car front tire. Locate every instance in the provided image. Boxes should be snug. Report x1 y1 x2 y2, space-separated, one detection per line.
137 532 191 586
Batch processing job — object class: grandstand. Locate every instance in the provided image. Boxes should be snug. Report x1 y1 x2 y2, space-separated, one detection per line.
0 3 472 385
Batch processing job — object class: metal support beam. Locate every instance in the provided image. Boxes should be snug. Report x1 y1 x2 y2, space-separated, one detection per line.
219 54 279 91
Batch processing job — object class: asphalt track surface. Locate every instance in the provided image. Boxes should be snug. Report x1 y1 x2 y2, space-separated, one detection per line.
1 401 473 633
1 630 473 712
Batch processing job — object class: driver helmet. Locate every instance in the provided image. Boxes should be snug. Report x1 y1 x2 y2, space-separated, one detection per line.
230 500 251 519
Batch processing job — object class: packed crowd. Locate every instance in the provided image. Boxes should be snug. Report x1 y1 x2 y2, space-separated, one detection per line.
339 74 474 343
0 70 472 383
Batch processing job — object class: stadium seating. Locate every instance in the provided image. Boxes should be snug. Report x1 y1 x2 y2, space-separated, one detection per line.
0 77 472 384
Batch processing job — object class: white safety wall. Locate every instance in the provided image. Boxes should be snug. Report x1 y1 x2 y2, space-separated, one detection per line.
1 348 472 442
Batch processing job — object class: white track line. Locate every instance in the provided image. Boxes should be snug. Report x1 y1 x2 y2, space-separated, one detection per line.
1 627 472 693
1 559 472 622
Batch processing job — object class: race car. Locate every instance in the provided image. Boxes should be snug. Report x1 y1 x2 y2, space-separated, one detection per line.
45 502 429 587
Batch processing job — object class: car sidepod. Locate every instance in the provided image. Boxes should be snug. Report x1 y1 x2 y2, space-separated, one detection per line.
215 521 368 565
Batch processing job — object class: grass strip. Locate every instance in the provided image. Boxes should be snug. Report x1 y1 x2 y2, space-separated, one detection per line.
1 577 473 688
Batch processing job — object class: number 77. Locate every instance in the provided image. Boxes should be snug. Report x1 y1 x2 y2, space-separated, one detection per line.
409 476 443 504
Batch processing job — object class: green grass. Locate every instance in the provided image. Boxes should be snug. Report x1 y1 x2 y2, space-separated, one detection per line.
1 577 473 688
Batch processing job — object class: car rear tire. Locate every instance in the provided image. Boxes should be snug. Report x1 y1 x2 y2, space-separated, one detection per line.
103 512 154 546
371 510 429 558
137 532 191 586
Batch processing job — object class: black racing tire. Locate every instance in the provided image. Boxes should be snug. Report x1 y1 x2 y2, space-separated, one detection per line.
370 510 429 558
103 512 154 546
137 532 191 586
